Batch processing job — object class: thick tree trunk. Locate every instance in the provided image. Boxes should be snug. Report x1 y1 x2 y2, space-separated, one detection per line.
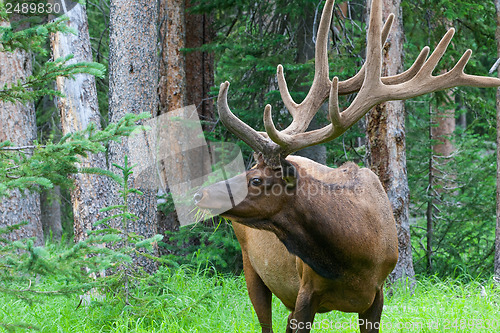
0 20 43 246
157 0 215 233
159 0 214 119
159 0 186 113
365 0 415 284
157 0 185 233
109 0 159 271
50 4 111 243
41 186 63 242
494 0 500 279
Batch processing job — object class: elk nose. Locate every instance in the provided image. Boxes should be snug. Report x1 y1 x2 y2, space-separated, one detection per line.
193 191 203 204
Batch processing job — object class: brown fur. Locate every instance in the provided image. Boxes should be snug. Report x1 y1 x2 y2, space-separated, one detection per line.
196 155 398 333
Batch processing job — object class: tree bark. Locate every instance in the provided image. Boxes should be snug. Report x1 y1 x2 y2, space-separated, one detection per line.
159 0 214 121
109 0 159 271
494 0 500 279
50 4 111 243
0 20 43 246
157 0 186 234
365 0 415 284
159 0 186 113
432 98 455 161
185 0 215 128
157 0 215 234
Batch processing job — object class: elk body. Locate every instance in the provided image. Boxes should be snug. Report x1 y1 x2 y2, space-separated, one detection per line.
195 0 500 332
197 155 398 332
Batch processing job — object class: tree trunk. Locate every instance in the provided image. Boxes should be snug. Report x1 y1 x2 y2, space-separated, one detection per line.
365 0 415 284
157 0 186 234
432 98 455 161
50 4 111 243
41 186 63 242
431 20 456 190
426 103 434 272
109 0 159 271
494 0 500 279
159 0 186 113
426 20 456 274
0 20 43 246
157 0 215 234
185 0 215 129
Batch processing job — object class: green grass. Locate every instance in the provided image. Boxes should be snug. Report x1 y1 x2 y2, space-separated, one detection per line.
1 267 500 332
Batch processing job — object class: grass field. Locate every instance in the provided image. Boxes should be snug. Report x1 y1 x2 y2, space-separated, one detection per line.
1 266 499 332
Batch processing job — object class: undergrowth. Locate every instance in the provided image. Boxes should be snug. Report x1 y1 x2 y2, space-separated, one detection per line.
1 267 500 332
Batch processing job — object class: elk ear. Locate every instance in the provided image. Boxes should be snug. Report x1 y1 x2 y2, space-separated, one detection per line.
280 159 297 188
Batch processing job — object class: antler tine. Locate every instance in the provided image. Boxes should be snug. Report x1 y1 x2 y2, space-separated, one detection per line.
217 82 280 157
339 13 394 94
399 30 500 92
328 77 342 129
363 0 384 87
263 77 344 155
276 0 334 130
338 14 430 93
415 28 455 79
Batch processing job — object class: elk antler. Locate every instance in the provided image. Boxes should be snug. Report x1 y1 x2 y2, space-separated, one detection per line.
218 0 500 165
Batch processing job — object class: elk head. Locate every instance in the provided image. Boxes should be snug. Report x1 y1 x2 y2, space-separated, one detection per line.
195 0 500 224
195 153 298 225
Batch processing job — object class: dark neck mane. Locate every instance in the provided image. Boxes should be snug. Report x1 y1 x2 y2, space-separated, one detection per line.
268 173 356 280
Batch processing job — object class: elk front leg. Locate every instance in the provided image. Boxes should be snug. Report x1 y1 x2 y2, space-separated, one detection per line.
358 287 384 333
286 287 318 333
242 252 273 333
285 311 295 333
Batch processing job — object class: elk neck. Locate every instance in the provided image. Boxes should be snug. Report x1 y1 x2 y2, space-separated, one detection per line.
260 170 364 281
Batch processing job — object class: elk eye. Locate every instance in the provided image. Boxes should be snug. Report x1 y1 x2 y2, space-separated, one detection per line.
250 177 263 186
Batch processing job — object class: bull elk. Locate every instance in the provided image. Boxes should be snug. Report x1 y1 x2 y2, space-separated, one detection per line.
194 0 500 332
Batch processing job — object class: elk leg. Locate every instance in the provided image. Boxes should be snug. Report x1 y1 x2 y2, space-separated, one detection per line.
285 311 295 333
358 287 384 333
242 252 273 333
287 288 317 333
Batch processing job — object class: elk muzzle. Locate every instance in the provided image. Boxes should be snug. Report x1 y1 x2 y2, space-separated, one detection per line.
194 174 248 213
